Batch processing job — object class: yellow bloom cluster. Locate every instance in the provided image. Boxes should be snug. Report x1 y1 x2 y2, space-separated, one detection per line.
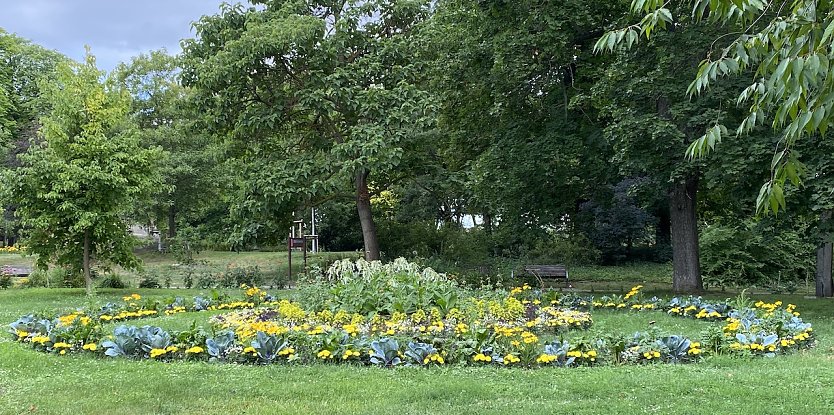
58 312 91 327
100 309 158 322
695 309 722 319
423 353 445 364
32 335 50 345
150 346 179 358
503 354 520 365
624 285 643 300
473 353 492 362
509 284 532 297
122 294 142 302
536 353 557 364
186 346 204 354
723 318 740 332
0 245 22 253
642 350 661 360
342 349 361 360
165 306 187 316
317 349 333 359
687 342 702 355
82 343 97 351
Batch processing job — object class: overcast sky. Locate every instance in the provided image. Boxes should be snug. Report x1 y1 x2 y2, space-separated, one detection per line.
0 0 229 71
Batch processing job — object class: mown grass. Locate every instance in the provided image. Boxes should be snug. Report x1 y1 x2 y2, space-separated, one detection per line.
0 288 833 414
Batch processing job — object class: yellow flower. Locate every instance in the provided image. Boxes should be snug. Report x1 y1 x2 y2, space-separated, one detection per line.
185 346 204 354
131 294 142 300
317 349 333 359
243 347 257 354
82 343 97 351
16 330 27 339
536 354 557 364
166 346 179 353
503 354 520 365
150 348 167 358
32 336 50 345
473 353 492 362
53 342 72 349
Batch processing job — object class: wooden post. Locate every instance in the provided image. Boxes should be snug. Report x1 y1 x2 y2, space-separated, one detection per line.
816 242 833 297
287 235 292 282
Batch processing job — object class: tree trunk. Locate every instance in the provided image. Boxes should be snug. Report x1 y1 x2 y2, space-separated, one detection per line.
816 211 833 297
83 228 92 296
355 169 380 260
669 175 702 293
815 242 833 297
167 205 177 239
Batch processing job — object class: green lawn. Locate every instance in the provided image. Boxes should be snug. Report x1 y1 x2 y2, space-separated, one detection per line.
0 288 833 414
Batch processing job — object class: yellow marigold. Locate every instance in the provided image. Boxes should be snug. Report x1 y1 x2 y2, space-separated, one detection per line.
502 354 520 365
473 353 492 362
150 348 167 358
317 349 333 359
53 342 72 349
82 343 97 351
185 346 204 354
32 336 50 345
536 354 557 364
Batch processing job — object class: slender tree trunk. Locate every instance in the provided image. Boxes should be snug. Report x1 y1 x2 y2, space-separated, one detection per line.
167 205 177 239
83 228 92 296
355 169 380 260
669 174 702 293
816 211 833 297
483 212 493 233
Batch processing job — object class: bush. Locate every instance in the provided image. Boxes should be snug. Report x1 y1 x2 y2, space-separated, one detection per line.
700 220 814 288
0 273 11 289
61 268 84 288
23 270 49 288
529 233 601 266
219 265 263 288
99 274 128 289
196 273 217 289
138 276 161 289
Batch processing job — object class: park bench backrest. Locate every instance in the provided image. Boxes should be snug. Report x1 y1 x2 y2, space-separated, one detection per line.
523 265 568 279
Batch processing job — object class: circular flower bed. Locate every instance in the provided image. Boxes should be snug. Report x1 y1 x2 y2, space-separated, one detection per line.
7 284 815 368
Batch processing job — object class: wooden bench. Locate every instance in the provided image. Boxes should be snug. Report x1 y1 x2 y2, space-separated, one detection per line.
1 266 32 278
520 265 569 287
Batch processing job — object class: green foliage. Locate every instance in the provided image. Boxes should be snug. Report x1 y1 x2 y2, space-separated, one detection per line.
181 1 436 252
529 234 602 266
138 276 161 289
699 220 814 288
0 273 11 289
598 0 834 213
219 265 263 289
98 274 128 289
8 51 160 294
297 258 462 314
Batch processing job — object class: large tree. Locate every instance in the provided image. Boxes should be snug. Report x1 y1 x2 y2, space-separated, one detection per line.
115 50 222 246
597 0 834 213
0 30 66 246
9 52 159 295
181 0 435 259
